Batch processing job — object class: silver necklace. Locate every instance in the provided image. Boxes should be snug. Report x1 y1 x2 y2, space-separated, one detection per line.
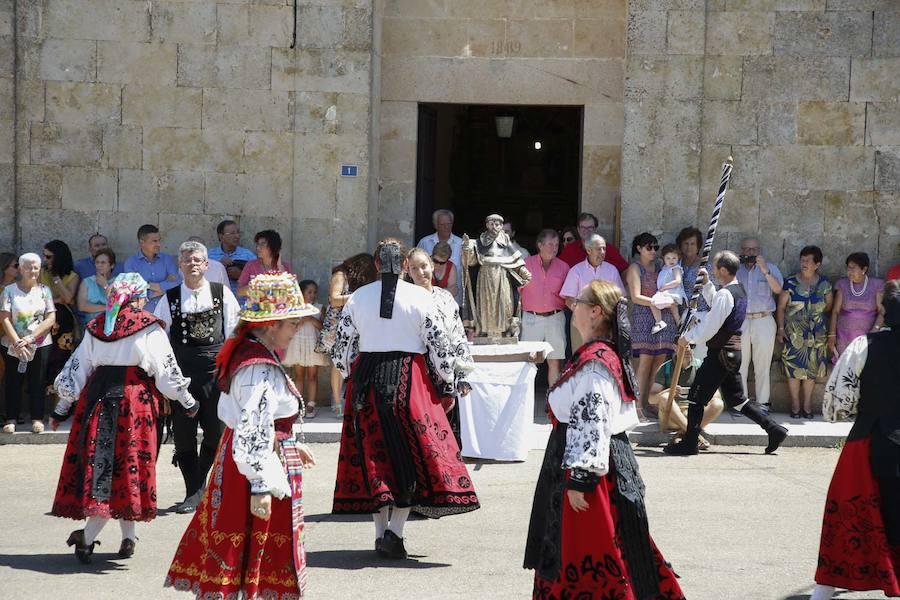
849 275 868 297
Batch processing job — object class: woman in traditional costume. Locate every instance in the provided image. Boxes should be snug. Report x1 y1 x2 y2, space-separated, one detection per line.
809 278 900 600
525 280 685 599
165 272 317 599
407 247 474 444
49 273 198 564
331 238 480 560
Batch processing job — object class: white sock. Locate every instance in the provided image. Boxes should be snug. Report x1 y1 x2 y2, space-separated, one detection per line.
83 516 108 545
373 506 389 539
809 584 835 600
388 507 411 538
119 520 136 542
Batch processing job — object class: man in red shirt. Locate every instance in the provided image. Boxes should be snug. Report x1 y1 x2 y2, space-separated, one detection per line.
887 243 900 281
558 212 628 272
520 229 570 384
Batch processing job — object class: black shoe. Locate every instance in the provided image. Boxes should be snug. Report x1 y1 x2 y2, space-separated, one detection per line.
380 530 408 559
663 437 699 456
790 410 801 419
375 537 386 556
765 425 788 454
801 410 814 420
175 491 202 514
66 529 99 564
118 538 136 559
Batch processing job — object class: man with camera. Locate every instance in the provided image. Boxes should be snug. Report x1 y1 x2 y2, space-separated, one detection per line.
735 237 783 413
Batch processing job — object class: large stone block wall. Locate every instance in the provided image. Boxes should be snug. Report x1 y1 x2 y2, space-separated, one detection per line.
377 0 627 246
623 2 900 279
8 0 372 295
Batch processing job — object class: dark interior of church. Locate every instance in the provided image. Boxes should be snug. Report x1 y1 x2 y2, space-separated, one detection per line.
415 104 583 251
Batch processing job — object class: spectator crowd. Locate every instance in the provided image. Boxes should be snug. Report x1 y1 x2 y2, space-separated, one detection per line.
2 210 899 436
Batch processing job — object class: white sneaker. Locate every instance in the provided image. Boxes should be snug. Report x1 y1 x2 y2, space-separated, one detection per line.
2 422 14 434
31 420 44 434
651 320 667 334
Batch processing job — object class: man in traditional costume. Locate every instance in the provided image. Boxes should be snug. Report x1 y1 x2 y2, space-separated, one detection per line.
154 240 239 514
525 280 684 599
808 279 900 600
166 272 317 599
664 251 789 456
49 273 197 564
461 213 532 337
331 238 480 560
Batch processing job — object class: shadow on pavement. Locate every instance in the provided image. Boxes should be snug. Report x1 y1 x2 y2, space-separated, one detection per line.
0 552 129 575
307 549 450 570
305 512 372 523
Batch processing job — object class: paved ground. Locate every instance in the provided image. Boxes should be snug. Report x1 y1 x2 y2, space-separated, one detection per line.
0 443 889 600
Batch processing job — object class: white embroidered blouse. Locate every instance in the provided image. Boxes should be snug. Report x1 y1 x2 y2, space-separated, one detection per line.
53 325 197 415
823 334 868 422
218 355 300 499
431 287 475 390
548 361 639 476
332 279 460 394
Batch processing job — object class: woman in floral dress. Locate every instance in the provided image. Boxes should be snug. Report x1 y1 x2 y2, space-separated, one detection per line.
776 246 833 419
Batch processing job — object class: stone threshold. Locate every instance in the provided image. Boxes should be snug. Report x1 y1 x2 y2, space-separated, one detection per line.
0 412 852 448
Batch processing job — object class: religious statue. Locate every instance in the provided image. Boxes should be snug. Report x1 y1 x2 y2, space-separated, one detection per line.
461 214 532 341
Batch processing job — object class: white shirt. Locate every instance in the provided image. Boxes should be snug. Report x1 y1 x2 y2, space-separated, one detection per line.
53 325 197 415
683 279 739 345
153 279 240 338
205 259 229 287
218 359 300 499
332 279 459 394
417 232 464 302
342 279 435 354
548 361 639 476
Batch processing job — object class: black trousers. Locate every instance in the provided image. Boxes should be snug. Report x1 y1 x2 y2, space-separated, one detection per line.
172 354 223 498
687 347 746 410
3 345 50 421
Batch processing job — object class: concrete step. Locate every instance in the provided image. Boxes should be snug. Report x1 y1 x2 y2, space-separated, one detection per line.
0 411 852 448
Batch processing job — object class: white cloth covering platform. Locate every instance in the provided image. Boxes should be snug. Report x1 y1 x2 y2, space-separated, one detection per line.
460 341 552 461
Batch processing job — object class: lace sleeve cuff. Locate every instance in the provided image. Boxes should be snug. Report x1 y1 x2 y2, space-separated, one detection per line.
567 468 600 492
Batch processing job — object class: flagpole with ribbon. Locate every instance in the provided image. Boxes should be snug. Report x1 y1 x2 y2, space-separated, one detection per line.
659 156 735 431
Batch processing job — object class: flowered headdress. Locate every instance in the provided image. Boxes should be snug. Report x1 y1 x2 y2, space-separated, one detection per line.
239 272 319 322
104 273 149 335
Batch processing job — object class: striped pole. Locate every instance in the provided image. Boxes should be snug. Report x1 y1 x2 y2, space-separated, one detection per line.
659 156 734 431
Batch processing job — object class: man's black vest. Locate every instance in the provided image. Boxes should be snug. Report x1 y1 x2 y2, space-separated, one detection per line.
166 283 226 368
706 282 748 351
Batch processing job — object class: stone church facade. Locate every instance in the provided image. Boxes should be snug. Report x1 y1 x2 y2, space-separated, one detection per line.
1 0 899 291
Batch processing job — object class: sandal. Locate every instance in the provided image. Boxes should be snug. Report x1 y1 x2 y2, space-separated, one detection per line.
801 410 814 420
790 411 801 419
332 403 344 419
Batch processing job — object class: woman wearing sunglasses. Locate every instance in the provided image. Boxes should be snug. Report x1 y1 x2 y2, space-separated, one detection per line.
624 232 678 420
430 240 459 300
525 280 684 599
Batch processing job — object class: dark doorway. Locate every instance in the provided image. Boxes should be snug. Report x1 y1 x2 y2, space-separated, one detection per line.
414 104 583 251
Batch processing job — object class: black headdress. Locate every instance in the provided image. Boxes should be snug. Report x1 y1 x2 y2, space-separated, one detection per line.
614 297 640 399
378 241 403 319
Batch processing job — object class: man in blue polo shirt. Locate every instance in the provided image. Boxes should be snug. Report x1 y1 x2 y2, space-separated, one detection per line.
73 233 123 280
123 224 181 311
207 219 256 295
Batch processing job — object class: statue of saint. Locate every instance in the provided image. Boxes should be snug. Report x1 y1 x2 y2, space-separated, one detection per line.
461 214 532 339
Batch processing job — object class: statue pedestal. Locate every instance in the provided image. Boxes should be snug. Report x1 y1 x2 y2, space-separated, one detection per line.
459 341 552 461
471 336 517 346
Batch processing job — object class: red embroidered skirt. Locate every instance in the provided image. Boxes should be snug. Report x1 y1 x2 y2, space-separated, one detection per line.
531 472 684 600
815 437 900 595
165 419 306 599
51 366 160 522
332 353 479 517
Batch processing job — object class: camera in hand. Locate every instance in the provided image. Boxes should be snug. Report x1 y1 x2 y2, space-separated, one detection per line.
739 255 757 266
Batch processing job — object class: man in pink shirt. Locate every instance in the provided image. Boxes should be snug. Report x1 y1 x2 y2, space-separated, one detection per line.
520 229 569 384
560 234 627 350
